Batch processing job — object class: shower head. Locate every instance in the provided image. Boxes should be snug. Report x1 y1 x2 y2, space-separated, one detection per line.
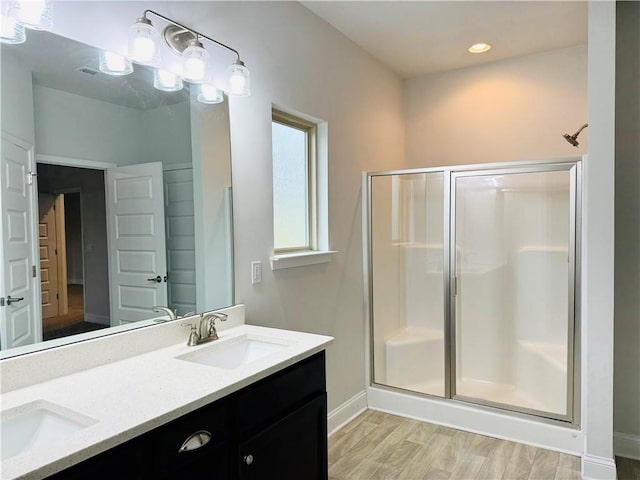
563 123 588 147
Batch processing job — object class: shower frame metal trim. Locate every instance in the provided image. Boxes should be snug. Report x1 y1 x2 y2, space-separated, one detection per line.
364 157 582 426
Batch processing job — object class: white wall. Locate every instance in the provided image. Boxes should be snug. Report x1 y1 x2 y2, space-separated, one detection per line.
405 45 588 167
0 50 35 145
614 0 640 456
33 85 191 166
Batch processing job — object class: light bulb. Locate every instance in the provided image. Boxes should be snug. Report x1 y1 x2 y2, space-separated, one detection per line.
9 0 53 30
128 17 160 66
154 69 183 92
99 51 133 76
197 84 224 104
182 40 209 84
0 15 25 44
226 60 250 97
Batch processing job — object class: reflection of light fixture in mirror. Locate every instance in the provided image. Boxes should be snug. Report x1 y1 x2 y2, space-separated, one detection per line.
197 84 224 104
0 15 25 44
182 38 209 84
227 59 250 97
128 16 161 66
8 0 53 30
154 68 183 92
99 50 133 76
128 10 250 96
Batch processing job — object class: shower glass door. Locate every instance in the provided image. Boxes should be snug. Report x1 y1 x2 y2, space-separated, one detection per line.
369 172 446 397
451 166 577 419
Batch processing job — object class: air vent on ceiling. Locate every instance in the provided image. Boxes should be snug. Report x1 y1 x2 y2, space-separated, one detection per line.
76 67 99 76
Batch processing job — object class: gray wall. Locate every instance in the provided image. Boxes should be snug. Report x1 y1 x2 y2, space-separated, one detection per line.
614 0 640 443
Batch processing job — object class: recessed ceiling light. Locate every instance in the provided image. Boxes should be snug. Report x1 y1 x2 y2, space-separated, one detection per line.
468 43 491 54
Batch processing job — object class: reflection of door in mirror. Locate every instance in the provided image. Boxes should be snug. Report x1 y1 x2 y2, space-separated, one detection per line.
38 193 66 322
106 162 168 326
0 136 40 350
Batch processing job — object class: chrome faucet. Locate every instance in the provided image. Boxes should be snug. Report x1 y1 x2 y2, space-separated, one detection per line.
184 312 228 346
152 306 177 321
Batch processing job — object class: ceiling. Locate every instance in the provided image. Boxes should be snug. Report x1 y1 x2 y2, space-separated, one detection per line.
301 1 588 79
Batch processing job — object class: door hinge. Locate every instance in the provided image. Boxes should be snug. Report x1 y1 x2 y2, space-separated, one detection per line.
55 248 58 255
0 297 4 307
56 293 59 299
32 265 37 278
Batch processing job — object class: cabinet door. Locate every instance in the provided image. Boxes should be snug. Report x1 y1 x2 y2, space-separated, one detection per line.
238 393 327 480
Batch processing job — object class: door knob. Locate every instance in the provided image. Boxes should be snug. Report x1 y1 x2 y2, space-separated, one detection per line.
243 454 254 465
147 276 162 283
6 296 24 306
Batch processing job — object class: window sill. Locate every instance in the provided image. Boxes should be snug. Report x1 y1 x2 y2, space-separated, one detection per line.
270 250 338 270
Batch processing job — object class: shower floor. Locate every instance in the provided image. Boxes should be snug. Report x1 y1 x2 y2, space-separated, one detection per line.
387 377 563 415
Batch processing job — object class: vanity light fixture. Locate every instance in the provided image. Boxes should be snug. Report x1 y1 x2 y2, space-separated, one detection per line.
0 14 25 44
128 10 250 96
154 68 184 92
99 50 134 76
7 0 53 30
468 42 491 54
1 0 52 44
197 83 224 104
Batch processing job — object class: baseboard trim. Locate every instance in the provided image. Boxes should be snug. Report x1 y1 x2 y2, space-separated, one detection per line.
328 390 367 436
84 313 110 326
582 454 617 479
614 431 640 461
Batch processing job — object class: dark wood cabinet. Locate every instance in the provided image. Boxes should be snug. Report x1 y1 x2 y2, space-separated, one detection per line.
49 351 327 480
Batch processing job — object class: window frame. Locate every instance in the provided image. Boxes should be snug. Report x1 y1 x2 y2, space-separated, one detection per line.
272 109 318 253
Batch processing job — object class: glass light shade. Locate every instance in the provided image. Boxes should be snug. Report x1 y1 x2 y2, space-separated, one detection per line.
128 18 160 66
0 15 25 43
154 69 183 92
197 84 224 104
8 0 53 30
226 60 250 97
182 41 209 84
99 51 133 76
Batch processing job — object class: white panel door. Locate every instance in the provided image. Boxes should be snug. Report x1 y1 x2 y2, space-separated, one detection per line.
0 137 40 349
106 162 167 326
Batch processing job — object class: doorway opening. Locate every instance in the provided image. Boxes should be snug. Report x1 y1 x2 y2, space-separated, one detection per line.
37 163 110 341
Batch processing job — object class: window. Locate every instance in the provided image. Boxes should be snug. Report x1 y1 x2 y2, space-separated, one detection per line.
272 110 317 252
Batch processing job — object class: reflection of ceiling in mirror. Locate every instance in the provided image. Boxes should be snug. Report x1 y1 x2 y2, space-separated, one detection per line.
2 30 190 111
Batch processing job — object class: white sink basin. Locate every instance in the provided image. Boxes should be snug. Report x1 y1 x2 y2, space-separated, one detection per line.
1 401 97 460
175 334 290 369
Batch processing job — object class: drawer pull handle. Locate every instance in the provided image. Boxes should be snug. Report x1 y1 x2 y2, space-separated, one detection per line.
243 454 254 465
178 430 212 452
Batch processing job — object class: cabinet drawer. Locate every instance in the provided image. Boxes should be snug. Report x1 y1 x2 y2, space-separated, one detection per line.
153 398 231 478
234 351 326 435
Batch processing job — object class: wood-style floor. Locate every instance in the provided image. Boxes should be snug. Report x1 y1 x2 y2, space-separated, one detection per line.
329 410 640 480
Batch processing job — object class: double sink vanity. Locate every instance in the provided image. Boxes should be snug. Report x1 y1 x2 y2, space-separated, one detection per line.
0 305 333 479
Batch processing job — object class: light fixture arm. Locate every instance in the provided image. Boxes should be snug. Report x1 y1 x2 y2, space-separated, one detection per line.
143 9 241 61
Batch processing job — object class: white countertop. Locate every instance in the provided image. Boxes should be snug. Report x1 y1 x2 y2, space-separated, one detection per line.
0 324 333 479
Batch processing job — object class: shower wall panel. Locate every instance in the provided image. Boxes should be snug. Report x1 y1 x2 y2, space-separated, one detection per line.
370 173 445 397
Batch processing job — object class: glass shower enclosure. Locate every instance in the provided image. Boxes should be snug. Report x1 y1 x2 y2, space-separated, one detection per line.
365 159 580 423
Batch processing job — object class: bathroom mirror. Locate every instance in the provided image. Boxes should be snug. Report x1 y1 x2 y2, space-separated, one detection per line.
0 30 234 358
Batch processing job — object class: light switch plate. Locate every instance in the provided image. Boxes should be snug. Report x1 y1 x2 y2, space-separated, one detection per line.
251 261 262 284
